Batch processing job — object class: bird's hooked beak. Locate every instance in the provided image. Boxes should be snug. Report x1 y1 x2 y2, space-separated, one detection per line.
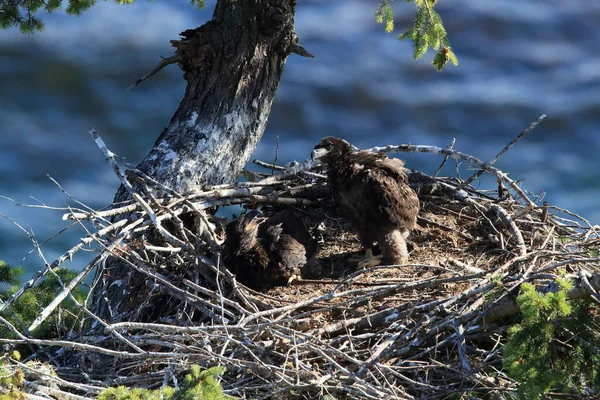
243 210 264 232
311 147 329 162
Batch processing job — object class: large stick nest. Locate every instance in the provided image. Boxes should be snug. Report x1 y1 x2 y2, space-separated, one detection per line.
2 128 600 399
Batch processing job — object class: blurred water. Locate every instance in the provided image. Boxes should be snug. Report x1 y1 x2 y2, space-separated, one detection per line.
0 0 599 278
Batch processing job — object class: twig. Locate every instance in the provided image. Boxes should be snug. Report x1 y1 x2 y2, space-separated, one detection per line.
365 143 536 207
578 270 600 305
127 54 182 90
462 114 546 186
253 159 286 171
289 42 315 58
451 320 472 374
63 202 138 220
433 137 455 177
29 256 102 332
272 135 280 175
489 203 527 256
89 129 135 195
0 338 180 358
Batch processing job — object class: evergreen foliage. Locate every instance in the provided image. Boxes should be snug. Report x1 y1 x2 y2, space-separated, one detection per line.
503 279 600 399
376 0 457 70
0 0 205 33
2 0 455 70
0 261 23 285
98 366 230 400
0 351 26 400
0 260 87 343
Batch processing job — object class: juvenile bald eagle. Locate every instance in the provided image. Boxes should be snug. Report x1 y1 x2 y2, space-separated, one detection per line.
223 209 319 289
312 137 419 268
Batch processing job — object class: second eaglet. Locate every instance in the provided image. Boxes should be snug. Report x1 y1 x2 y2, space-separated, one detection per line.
223 210 319 290
312 137 420 268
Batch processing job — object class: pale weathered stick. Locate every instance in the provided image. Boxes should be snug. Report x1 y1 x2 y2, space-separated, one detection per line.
365 143 536 207
451 319 472 373
0 337 180 358
489 203 527 256
62 203 138 221
253 159 286 171
28 256 102 332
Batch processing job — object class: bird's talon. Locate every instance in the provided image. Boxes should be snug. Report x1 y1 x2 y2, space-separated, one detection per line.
287 274 301 285
348 255 365 263
350 248 383 270
357 256 383 270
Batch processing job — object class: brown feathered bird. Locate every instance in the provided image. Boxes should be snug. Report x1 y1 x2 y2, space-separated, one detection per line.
312 136 419 268
223 209 319 289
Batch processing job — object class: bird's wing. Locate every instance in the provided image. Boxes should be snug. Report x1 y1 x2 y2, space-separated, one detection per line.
262 222 307 268
262 210 318 258
276 235 307 270
262 223 283 253
344 153 419 231
370 157 419 230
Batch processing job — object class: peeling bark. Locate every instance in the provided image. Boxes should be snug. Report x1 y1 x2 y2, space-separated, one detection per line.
95 0 305 321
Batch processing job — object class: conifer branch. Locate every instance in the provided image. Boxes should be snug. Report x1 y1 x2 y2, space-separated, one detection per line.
377 0 458 70
0 0 207 33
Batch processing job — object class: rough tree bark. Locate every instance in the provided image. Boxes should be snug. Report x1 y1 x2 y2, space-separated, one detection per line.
128 0 306 194
93 0 311 322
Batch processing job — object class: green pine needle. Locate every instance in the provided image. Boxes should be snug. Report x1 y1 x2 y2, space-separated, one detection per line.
0 0 207 33
97 365 229 400
413 36 428 59
4 0 458 70
378 0 458 70
503 280 600 398
376 1 395 34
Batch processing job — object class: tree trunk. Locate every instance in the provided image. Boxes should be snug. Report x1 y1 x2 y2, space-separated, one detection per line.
93 0 306 322
132 0 301 193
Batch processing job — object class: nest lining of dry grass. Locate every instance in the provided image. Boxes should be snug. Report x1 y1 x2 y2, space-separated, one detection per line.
2 120 600 399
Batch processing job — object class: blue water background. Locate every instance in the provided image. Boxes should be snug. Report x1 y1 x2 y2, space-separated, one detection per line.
1 0 599 278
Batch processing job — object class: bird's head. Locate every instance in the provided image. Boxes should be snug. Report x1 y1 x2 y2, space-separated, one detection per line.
224 209 265 255
311 136 352 165
241 209 265 233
